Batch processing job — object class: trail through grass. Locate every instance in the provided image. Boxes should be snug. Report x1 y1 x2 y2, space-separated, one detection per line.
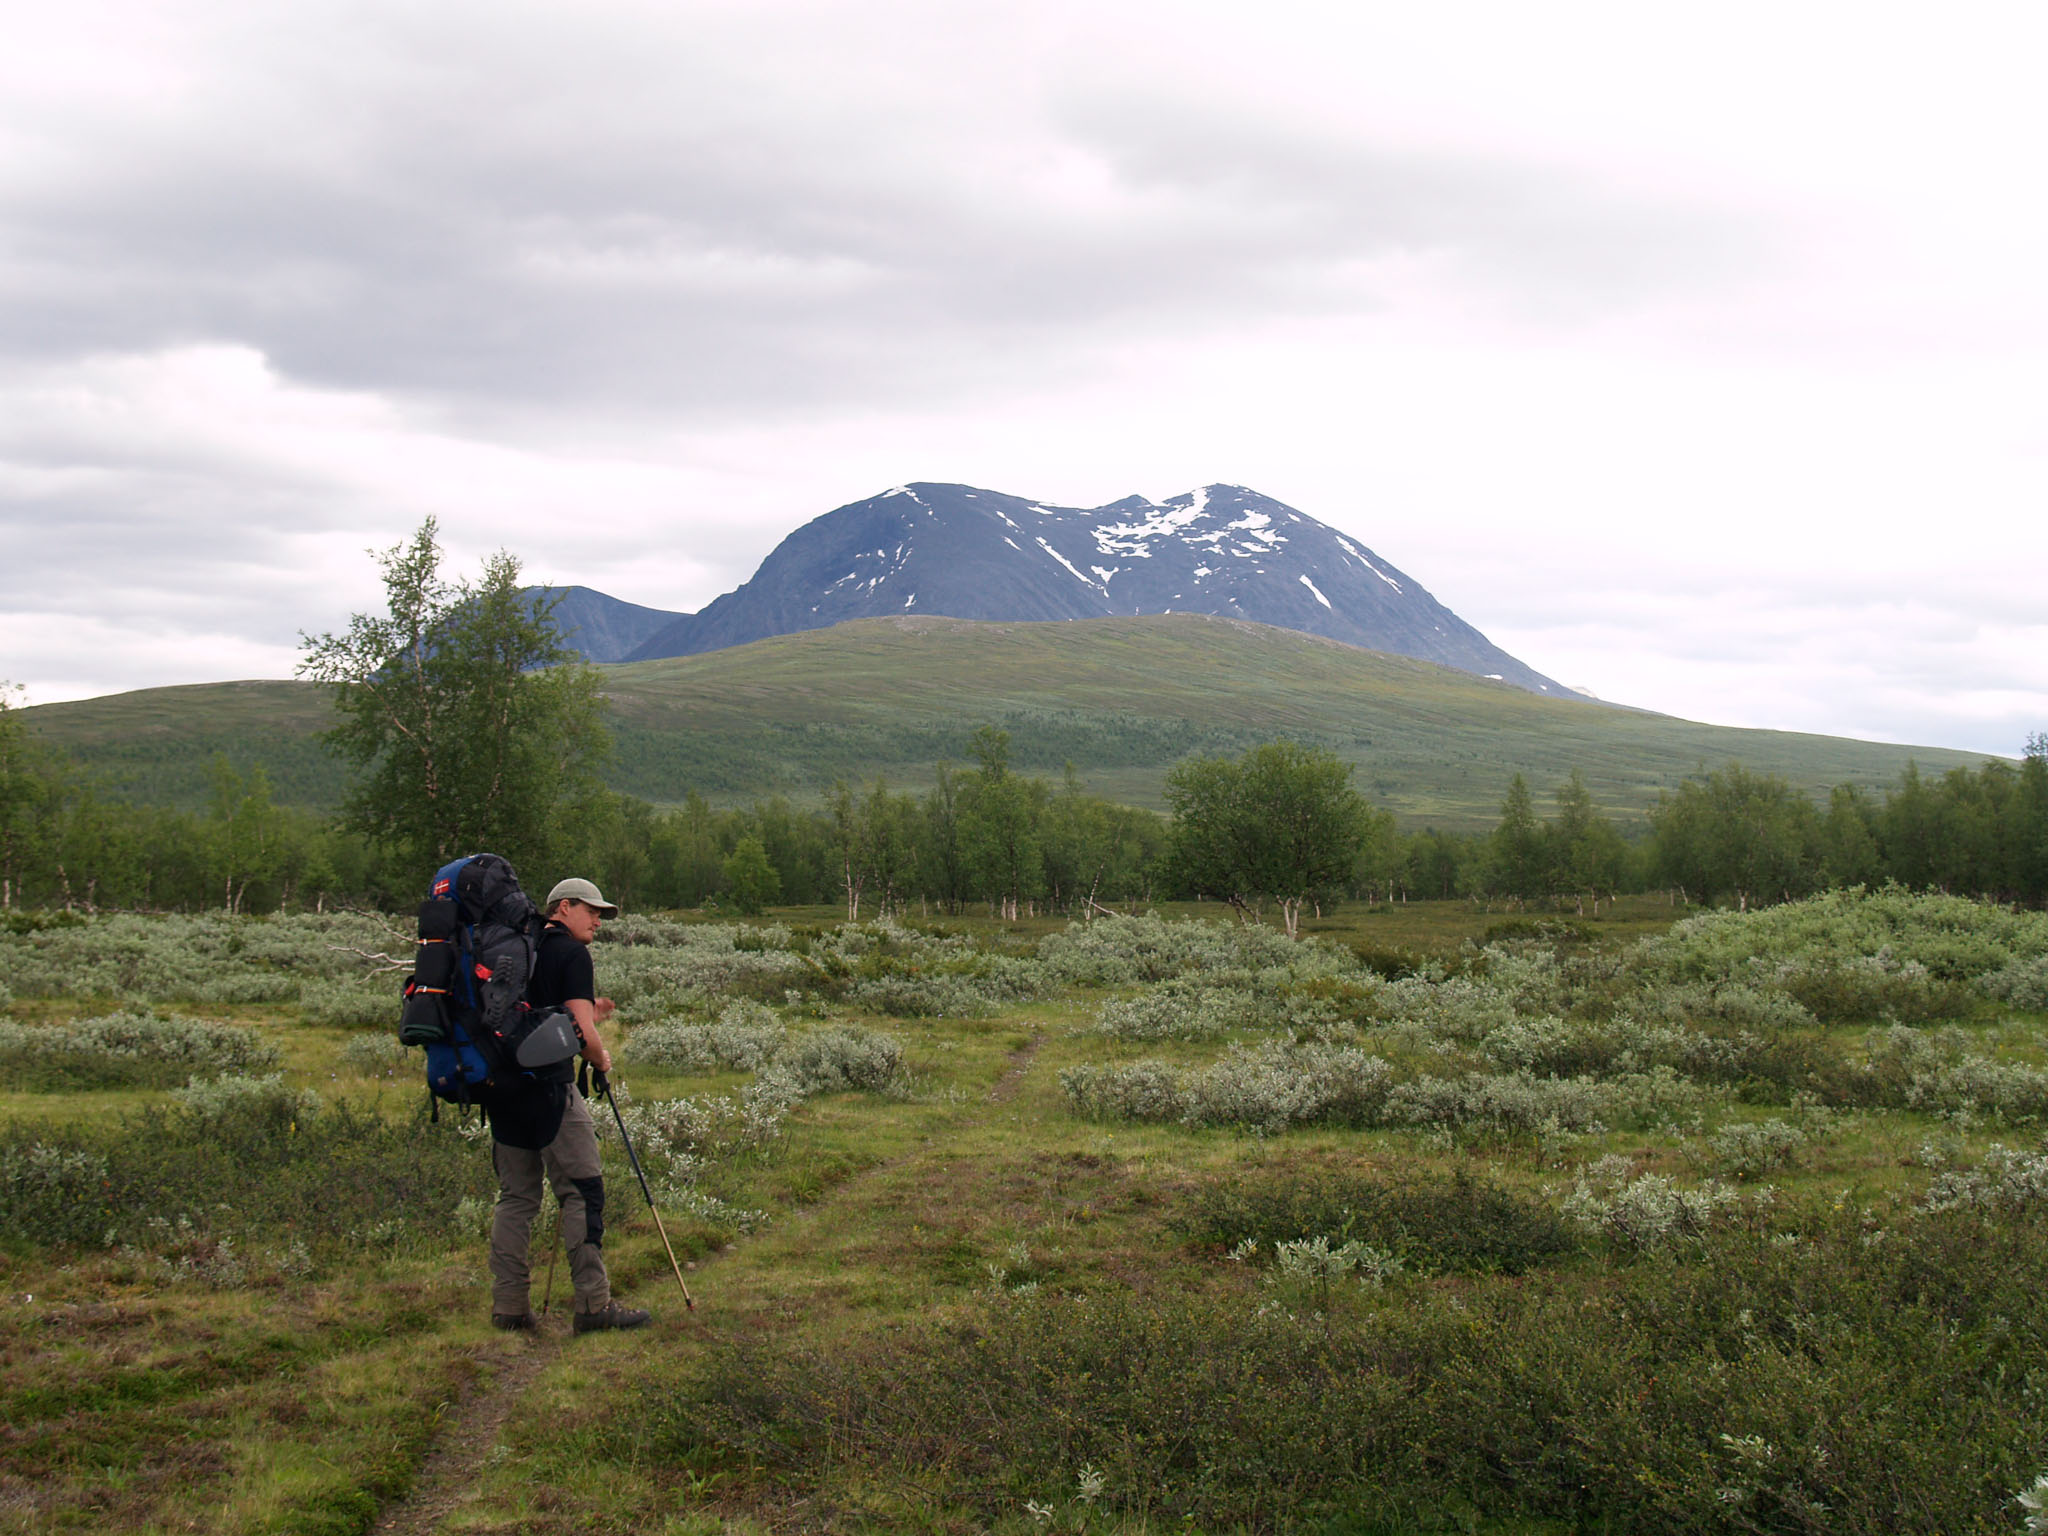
8 893 2048 1532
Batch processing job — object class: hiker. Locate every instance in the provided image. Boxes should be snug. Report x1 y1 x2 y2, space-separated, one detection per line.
488 876 651 1335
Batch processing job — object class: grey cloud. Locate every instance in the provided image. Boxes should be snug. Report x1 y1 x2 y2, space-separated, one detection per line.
0 3 1767 425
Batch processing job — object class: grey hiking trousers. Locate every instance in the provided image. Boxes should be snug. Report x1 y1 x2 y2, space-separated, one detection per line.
489 1087 611 1317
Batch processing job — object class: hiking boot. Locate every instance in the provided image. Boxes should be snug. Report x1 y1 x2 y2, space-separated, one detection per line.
491 1312 537 1332
572 1301 651 1335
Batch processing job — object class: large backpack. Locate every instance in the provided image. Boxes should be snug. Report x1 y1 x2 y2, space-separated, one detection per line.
397 852 581 1110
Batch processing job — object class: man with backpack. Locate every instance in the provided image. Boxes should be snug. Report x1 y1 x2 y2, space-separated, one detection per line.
488 876 651 1335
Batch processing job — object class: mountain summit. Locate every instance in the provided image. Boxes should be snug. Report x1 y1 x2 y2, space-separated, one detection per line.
624 482 1564 695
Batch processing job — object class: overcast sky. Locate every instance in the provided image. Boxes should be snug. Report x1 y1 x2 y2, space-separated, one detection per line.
3 0 2043 756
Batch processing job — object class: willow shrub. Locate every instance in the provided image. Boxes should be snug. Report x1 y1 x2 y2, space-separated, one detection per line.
0 1009 279 1091
648 1202 2048 1533
0 1078 489 1257
1174 1165 1579 1276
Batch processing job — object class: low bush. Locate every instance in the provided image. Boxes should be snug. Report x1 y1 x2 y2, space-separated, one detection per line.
0 1086 490 1258
626 1001 787 1073
1640 886 2048 998
649 1206 2048 1533
1982 955 2048 1012
1388 1067 1698 1138
1563 1159 1741 1251
845 963 1037 1019
299 977 399 1029
1037 913 1319 987
0 911 409 1002
1708 1117 1807 1179
1854 1025 2048 1120
1062 1042 1392 1134
1090 977 1299 1041
1920 1143 2048 1215
1177 1167 1579 1275
0 1009 279 1091
338 1030 407 1078
773 1026 904 1095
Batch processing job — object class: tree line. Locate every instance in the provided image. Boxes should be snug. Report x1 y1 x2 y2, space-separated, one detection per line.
4 523 2042 918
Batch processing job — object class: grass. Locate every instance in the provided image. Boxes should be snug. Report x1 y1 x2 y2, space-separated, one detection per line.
6 894 2048 1532
23 615 1996 825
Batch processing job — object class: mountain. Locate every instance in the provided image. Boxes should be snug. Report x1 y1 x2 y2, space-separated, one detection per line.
623 483 1567 695
535 585 686 664
27 615 1995 829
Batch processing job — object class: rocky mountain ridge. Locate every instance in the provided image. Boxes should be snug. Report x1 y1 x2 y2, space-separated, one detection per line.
611 481 1567 695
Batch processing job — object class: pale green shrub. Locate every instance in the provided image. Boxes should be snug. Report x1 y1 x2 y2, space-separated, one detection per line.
1060 1059 1184 1122
1389 1068 1698 1137
626 1000 787 1072
1639 887 2048 996
847 960 1040 1018
299 977 399 1028
1093 979 1271 1041
1709 1118 1806 1179
1640 981 1816 1033
172 1073 323 1128
0 911 407 1001
1476 1013 1693 1077
1062 1042 1392 1134
1919 1144 2048 1214
1037 913 1345 987
1269 1235 1404 1292
0 1009 278 1085
1367 973 1519 1042
1563 1163 1739 1250
1981 956 2048 1012
1859 1025 2048 1120
775 1026 904 1094
339 1031 407 1078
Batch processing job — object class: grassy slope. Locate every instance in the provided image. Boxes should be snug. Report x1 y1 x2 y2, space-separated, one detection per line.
27 614 1994 828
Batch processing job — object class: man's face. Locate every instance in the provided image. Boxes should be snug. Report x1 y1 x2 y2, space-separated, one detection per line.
553 899 603 944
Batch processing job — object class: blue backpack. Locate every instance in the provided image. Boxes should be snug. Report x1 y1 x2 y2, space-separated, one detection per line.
398 853 580 1110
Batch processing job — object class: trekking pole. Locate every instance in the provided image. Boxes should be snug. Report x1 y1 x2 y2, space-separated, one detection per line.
539 1206 560 1319
596 1072 696 1311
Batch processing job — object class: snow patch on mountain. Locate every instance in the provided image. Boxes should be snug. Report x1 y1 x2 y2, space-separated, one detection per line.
617 479 1573 699
1036 538 1095 587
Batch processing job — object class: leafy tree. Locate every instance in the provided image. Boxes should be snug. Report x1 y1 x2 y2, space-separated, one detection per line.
1547 770 1628 913
298 520 609 878
826 779 870 920
1650 763 1820 910
206 756 283 914
1166 739 1370 939
1404 827 1470 901
1819 783 1883 888
958 728 1045 921
1487 774 1545 903
920 761 970 914
721 834 781 915
0 683 54 909
2019 735 2048 904
1350 805 1402 903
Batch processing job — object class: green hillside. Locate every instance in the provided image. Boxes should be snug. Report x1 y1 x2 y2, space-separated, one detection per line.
25 614 1996 829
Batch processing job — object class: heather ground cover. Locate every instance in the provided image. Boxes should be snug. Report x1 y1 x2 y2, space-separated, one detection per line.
4 890 2048 1533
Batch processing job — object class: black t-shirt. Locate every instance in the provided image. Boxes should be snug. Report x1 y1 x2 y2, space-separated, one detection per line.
529 926 596 1012
489 925 594 1150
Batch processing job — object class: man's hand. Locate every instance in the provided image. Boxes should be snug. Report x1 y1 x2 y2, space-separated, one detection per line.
593 997 617 1023
566 997 614 1073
